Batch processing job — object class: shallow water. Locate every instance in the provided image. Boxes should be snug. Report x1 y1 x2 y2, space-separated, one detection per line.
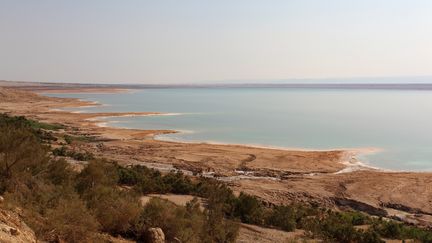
47 88 432 171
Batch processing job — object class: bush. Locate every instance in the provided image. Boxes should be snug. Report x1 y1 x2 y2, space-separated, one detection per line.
117 165 145 185
359 229 385 243
162 171 194 194
265 205 297 231
3 178 80 240
0 113 57 141
75 159 119 194
67 150 94 161
137 196 239 243
302 211 384 243
203 190 240 243
84 185 141 235
117 165 196 195
233 192 265 225
53 146 94 161
370 220 432 241
64 135 73 144
137 198 205 242
25 118 64 131
45 158 75 186
44 196 100 242
0 124 50 193
340 211 370 226
52 146 67 156
64 134 96 144
136 173 170 194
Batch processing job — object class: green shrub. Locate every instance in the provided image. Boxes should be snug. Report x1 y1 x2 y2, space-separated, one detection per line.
162 171 195 194
370 220 432 241
27 119 65 131
64 135 73 144
203 190 240 243
64 134 96 144
67 150 94 161
53 146 94 161
75 159 119 194
0 113 58 141
233 192 265 225
302 211 385 243
117 165 145 185
340 211 370 226
359 229 385 243
265 205 297 231
52 146 67 156
117 165 195 195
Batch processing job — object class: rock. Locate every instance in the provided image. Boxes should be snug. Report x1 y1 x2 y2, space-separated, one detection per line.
0 208 37 243
147 227 165 243
9 228 19 236
332 197 388 217
0 196 4 203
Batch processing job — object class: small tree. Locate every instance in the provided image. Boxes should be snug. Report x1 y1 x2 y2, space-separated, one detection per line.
201 184 240 243
75 159 118 194
85 185 141 235
0 125 49 193
45 196 100 242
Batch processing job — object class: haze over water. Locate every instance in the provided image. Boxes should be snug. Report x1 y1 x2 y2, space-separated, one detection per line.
49 87 432 171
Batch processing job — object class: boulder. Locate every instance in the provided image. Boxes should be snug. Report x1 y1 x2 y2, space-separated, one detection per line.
147 227 165 243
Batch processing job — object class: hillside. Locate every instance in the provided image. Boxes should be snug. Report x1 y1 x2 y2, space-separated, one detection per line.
0 204 37 243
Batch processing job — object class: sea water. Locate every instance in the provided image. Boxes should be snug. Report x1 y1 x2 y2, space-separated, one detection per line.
47 88 432 171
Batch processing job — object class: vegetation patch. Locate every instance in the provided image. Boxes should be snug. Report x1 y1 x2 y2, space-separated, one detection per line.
64 134 97 144
27 119 65 131
1 113 432 243
52 146 94 161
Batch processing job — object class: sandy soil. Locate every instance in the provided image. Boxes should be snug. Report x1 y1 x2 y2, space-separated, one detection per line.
237 224 311 243
140 194 204 208
35 88 131 94
1 86 431 229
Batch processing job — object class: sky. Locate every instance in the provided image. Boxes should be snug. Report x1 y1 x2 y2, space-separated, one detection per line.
0 0 431 84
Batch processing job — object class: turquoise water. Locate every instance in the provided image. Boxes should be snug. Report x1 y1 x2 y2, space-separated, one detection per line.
47 88 432 171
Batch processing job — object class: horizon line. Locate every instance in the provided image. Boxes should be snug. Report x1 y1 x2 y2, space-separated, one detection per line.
1 75 432 86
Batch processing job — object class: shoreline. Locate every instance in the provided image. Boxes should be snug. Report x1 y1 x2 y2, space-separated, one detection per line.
77 108 425 174
2 84 425 174
155 132 383 173
85 112 184 130
27 85 423 174
84 109 376 173
35 88 132 94
47 88 382 173
2 85 432 227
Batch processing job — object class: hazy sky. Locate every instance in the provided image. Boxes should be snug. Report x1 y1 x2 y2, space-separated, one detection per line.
1 0 431 84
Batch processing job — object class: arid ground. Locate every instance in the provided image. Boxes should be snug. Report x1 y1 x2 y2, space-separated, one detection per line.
1 84 431 240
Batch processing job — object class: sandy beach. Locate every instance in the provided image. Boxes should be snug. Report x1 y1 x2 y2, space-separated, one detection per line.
1 85 432 228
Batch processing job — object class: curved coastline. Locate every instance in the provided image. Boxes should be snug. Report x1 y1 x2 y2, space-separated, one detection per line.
3 86 432 229
154 132 384 173
63 94 384 173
